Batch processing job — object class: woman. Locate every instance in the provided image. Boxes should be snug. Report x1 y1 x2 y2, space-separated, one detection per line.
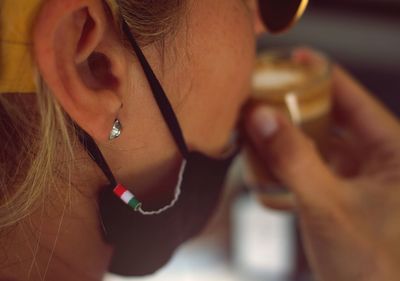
0 0 399 280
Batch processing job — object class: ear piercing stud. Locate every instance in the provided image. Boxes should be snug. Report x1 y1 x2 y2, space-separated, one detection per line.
109 119 122 140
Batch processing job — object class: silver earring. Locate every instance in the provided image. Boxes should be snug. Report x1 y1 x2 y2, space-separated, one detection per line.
109 119 122 140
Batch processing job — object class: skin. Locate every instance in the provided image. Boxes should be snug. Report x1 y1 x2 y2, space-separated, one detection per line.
1 0 260 280
2 1 399 281
244 52 400 280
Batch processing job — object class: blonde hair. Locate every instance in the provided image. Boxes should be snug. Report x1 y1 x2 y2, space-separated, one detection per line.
0 0 184 231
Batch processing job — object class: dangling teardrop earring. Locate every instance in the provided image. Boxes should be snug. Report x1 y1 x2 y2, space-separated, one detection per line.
109 119 122 140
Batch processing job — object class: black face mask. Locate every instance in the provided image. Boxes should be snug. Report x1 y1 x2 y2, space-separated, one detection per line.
77 19 239 277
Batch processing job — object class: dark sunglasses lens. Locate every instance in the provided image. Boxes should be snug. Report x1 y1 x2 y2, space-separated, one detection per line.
259 0 305 33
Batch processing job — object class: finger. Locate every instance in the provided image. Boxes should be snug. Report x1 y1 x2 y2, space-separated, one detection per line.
256 192 296 211
332 66 400 147
242 156 297 210
244 106 339 200
291 47 326 66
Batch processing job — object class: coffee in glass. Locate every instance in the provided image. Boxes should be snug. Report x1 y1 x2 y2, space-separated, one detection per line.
243 48 333 199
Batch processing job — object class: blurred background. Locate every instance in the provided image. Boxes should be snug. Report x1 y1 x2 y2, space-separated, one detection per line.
105 1 400 281
260 0 400 117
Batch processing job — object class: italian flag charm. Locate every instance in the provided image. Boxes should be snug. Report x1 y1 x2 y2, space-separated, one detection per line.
113 184 142 211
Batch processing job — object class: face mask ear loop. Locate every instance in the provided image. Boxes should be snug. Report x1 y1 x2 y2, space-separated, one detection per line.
76 125 118 188
76 126 146 210
120 19 190 160
75 17 191 213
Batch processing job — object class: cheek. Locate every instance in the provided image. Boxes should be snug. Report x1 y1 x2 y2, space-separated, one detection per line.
181 0 255 152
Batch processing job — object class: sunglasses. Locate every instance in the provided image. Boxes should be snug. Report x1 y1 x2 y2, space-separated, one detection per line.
258 0 309 33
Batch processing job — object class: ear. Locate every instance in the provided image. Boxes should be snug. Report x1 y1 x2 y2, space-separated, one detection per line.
33 0 128 141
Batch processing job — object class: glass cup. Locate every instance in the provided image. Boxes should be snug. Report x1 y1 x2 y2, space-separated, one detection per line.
243 47 333 205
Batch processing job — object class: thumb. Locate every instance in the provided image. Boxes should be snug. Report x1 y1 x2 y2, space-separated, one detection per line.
244 106 338 200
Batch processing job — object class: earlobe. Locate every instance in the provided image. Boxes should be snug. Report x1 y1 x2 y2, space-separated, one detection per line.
33 0 127 141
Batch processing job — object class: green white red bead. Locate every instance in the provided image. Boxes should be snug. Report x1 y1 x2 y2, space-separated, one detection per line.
113 184 142 211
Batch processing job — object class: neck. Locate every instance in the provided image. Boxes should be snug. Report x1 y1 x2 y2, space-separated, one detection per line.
0 92 185 280
0 171 113 281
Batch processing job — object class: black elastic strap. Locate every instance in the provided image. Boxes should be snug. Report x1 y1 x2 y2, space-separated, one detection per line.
76 126 117 187
76 19 190 188
121 19 190 159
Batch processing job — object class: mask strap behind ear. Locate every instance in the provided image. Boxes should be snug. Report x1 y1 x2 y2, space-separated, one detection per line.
75 18 190 193
121 19 190 159
76 125 118 187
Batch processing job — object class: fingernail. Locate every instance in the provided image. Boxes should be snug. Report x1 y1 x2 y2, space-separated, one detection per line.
250 107 279 138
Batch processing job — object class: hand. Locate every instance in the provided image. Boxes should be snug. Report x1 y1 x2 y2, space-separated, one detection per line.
244 65 400 281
